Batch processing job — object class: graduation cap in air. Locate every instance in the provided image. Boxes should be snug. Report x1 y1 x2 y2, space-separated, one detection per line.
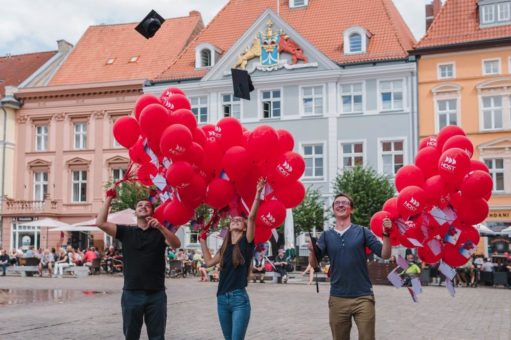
135 10 165 39
231 68 254 100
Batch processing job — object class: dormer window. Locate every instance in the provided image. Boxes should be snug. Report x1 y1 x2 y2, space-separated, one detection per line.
290 0 308 8
195 43 220 68
480 2 511 27
343 26 368 55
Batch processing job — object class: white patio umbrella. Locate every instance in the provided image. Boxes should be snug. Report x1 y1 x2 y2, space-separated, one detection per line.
72 208 137 226
500 226 511 234
17 218 71 228
475 224 495 234
49 225 101 232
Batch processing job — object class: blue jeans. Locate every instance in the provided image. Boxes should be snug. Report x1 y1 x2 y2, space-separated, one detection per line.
121 290 167 340
217 288 251 340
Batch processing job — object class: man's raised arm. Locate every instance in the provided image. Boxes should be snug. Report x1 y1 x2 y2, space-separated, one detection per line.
96 186 117 238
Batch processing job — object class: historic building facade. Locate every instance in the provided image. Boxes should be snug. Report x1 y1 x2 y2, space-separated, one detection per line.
145 0 418 245
414 0 511 241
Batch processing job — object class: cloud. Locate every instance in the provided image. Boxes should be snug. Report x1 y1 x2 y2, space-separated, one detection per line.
0 0 427 55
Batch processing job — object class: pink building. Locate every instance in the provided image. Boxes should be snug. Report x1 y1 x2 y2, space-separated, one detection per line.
1 12 203 251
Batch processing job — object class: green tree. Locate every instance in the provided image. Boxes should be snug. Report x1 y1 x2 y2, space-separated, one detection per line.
333 166 394 227
292 188 327 236
106 181 151 213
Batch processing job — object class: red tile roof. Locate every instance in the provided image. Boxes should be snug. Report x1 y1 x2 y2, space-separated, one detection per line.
416 0 511 50
155 0 416 81
0 51 56 97
50 12 204 86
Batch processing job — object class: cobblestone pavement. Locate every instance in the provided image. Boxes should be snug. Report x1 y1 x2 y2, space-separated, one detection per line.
0 275 510 340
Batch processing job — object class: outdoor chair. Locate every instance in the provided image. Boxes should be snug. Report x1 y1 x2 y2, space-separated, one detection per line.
90 258 101 275
167 260 186 278
493 272 508 287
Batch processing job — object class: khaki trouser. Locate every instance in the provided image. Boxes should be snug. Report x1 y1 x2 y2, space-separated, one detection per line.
328 295 375 340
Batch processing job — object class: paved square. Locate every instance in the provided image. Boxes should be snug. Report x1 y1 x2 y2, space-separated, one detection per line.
0 276 510 339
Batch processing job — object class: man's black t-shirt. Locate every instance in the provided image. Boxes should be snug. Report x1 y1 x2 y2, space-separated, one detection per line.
217 235 254 296
116 225 166 291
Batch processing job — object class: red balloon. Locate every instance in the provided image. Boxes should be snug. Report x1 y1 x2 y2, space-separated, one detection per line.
160 87 185 110
271 151 305 185
136 162 158 186
247 125 279 161
442 135 474 158
395 216 426 248
205 178 235 209
273 181 306 208
277 129 294 153
419 136 438 150
134 94 161 121
165 161 194 189
254 226 272 245
178 142 204 168
397 186 427 219
169 109 197 132
415 146 440 179
113 116 140 149
470 160 490 173
201 140 223 178
216 117 244 150
178 174 207 208
139 103 171 140
162 93 191 111
437 125 465 151
129 138 151 164
382 197 399 220
153 201 170 225
256 199 286 229
418 238 443 264
438 148 471 187
160 124 193 158
422 175 448 207
193 128 207 147
460 170 493 199
370 211 391 238
163 199 194 226
202 124 219 142
222 146 251 182
395 165 425 192
443 224 480 267
456 197 489 225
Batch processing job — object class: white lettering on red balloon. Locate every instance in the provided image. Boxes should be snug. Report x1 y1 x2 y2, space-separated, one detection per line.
276 161 293 177
403 197 420 213
440 156 457 172
261 212 276 227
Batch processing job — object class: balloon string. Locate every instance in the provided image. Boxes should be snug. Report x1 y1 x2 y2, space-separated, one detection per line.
113 162 137 187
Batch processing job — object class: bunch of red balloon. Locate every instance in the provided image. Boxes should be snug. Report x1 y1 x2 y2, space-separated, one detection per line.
370 125 493 268
112 87 306 244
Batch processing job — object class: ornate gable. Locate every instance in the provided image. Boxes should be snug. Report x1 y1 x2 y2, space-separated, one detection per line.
479 137 511 153
65 157 91 167
27 159 51 169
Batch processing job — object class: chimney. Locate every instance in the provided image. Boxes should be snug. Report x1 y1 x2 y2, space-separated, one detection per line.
57 40 73 53
425 0 442 31
189 10 201 17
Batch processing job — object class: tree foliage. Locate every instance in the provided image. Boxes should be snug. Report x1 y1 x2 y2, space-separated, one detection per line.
333 166 394 227
292 188 327 235
106 181 151 213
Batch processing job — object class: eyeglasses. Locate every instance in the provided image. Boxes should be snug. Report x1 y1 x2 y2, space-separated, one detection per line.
333 201 351 207
231 217 244 223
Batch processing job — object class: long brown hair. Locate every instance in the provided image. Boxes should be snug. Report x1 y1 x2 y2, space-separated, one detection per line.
219 229 246 271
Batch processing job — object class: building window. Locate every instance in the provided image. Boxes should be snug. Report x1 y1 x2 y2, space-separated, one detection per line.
33 171 48 201
72 170 87 203
290 0 308 7
498 2 511 21
482 96 503 130
35 125 48 151
74 122 87 149
343 26 368 54
483 59 500 75
380 140 404 176
341 142 364 170
190 96 208 124
222 94 241 119
302 144 324 179
189 231 199 244
438 63 455 79
11 225 40 251
437 99 458 130
380 80 403 111
482 4 496 24
349 33 362 53
341 83 363 113
200 49 212 67
262 90 281 119
484 159 505 192
112 168 126 182
302 86 324 116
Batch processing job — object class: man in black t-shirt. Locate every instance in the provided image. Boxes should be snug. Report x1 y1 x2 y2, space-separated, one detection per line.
97 186 181 340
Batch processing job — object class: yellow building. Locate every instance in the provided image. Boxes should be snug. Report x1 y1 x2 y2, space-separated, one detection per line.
414 0 511 237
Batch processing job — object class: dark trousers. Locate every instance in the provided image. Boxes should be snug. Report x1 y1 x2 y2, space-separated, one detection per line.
1 263 8 275
121 289 167 340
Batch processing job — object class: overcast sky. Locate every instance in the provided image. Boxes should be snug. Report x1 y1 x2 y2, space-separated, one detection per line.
0 0 428 56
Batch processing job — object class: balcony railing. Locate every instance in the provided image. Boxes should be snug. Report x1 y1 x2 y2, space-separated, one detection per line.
1 196 60 215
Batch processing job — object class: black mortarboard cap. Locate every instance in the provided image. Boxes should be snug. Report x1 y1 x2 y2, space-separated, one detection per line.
135 10 165 39
231 68 254 100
